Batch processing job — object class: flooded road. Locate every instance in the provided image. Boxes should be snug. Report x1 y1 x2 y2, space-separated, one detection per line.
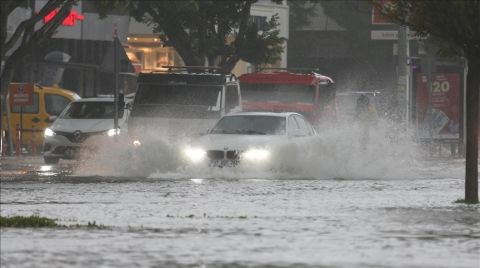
1 158 479 267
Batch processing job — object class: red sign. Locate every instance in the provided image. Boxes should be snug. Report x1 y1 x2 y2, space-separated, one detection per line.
9 83 34 106
44 10 84 26
372 0 394 25
416 73 460 137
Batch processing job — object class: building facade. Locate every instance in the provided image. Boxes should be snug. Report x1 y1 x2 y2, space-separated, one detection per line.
126 1 289 77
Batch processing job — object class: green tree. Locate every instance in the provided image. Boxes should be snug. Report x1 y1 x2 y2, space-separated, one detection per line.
95 0 286 73
380 0 479 203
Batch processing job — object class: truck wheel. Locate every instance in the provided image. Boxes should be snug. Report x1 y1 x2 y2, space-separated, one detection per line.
44 156 59 164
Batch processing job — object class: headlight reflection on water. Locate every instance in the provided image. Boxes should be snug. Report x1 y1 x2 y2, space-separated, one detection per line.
106 128 120 137
132 139 142 147
39 165 52 172
39 165 56 176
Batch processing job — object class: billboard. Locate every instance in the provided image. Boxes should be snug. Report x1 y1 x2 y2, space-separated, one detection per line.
416 73 460 138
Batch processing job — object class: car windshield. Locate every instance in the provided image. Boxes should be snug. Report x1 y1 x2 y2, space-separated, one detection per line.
241 84 315 104
135 84 222 107
210 115 286 135
60 101 123 119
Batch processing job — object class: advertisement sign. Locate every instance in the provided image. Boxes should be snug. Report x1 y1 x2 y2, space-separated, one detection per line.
9 83 33 106
416 73 460 138
43 10 84 26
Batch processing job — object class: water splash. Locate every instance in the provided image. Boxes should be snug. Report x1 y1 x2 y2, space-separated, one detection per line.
71 118 437 180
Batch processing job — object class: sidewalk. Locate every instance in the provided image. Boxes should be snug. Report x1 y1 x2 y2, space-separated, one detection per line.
0 155 45 165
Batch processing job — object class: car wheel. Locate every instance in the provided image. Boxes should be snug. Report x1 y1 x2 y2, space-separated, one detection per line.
44 156 59 164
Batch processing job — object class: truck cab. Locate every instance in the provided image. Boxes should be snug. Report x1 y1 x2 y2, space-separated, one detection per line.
129 67 241 143
239 69 336 126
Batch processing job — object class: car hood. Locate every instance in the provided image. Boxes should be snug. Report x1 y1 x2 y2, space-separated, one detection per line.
51 118 127 133
190 134 287 151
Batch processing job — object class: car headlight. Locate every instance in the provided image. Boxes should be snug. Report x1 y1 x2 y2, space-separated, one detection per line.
44 128 56 137
241 148 270 161
184 147 206 163
106 128 120 137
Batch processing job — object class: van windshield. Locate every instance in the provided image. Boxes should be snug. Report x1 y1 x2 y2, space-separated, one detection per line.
241 84 315 104
60 101 123 119
136 84 222 107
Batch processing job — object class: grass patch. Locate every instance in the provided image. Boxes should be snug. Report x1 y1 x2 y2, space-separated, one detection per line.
0 215 58 228
0 216 109 229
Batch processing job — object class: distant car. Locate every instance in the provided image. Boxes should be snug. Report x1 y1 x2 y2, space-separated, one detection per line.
181 112 316 168
42 97 129 164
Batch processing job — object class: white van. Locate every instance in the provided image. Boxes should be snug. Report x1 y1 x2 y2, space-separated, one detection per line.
42 97 129 163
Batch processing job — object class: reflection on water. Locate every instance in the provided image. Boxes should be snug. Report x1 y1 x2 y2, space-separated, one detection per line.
1 167 479 267
1 120 478 267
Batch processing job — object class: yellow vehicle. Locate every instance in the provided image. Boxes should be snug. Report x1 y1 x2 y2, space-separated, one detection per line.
2 83 80 153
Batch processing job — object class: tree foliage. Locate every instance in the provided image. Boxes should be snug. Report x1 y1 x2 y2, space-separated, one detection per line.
377 0 479 203
380 0 480 59
96 0 286 72
0 0 75 97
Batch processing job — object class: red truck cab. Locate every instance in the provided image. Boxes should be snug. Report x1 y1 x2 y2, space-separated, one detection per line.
238 69 336 125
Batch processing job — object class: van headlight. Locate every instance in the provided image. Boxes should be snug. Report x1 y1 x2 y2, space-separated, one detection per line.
241 148 270 161
106 128 120 137
44 128 56 137
184 147 206 163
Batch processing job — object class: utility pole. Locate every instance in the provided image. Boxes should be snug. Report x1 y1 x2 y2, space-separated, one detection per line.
397 26 408 127
113 24 119 138
420 40 435 151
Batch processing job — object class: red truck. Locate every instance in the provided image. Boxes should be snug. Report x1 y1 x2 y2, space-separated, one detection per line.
238 68 336 125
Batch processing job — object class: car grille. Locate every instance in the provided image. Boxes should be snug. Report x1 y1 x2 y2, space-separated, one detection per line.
207 150 240 160
56 130 104 143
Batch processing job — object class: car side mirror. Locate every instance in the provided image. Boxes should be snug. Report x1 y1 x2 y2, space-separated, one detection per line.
48 115 57 122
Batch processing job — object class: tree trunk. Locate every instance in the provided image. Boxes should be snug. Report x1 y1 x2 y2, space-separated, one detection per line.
465 57 479 203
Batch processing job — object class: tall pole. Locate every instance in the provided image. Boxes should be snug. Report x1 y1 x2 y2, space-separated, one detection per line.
423 41 435 146
397 26 408 127
113 24 119 137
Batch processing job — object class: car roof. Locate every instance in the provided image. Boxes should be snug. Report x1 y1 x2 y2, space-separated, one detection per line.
72 97 114 102
223 112 301 118
137 72 238 85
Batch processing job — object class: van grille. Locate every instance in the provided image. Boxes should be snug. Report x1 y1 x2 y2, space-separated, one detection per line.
56 130 104 143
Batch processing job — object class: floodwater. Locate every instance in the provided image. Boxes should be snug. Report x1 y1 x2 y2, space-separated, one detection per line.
1 123 479 268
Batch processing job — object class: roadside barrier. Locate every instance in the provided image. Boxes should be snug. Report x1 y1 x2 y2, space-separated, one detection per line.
15 124 21 156
1 130 6 156
30 126 37 155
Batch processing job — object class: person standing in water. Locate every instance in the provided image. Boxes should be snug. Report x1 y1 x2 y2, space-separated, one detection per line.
355 94 378 148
